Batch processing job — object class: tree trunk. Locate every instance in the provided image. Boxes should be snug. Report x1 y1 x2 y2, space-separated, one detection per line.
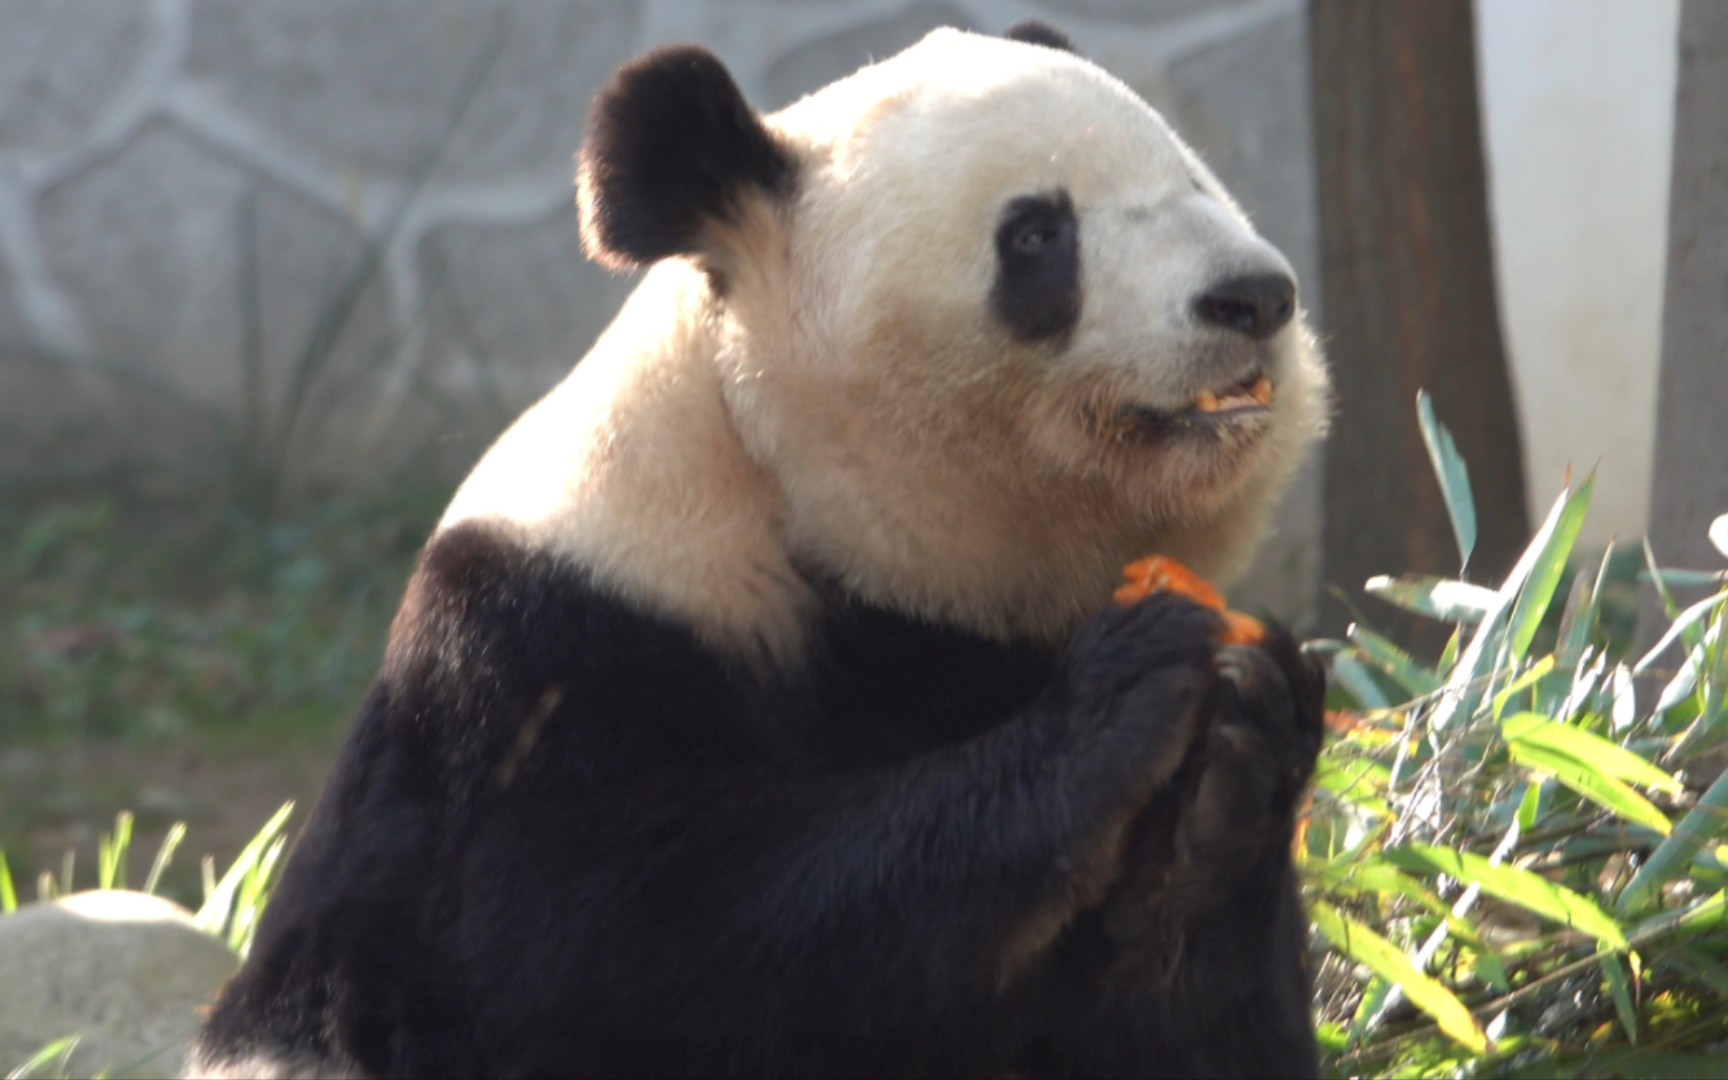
1639 0 1728 647
1310 0 1530 641
1649 3 1728 557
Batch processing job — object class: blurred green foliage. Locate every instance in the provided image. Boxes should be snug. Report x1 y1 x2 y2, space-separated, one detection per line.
0 487 440 745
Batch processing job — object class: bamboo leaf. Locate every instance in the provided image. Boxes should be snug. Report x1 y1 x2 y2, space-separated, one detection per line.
1635 590 1728 677
1508 740 1673 836
1429 486 1578 732
1333 651 1394 712
0 851 15 914
1555 550 1607 667
1365 574 1498 624
1504 474 1593 662
1313 756 1394 818
196 801 294 942
1517 779 1544 832
1601 951 1639 1045
1417 390 1478 572
1492 656 1556 722
1385 845 1629 950
1654 643 1703 717
6 1035 79 1080
1501 713 1682 795
1313 900 1489 1054
1350 624 1442 697
1619 763 1728 914
143 822 187 897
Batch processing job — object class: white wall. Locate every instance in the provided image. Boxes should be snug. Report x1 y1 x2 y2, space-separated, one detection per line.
1478 0 1679 547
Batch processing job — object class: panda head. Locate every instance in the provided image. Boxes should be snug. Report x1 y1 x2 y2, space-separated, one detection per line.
458 24 1328 659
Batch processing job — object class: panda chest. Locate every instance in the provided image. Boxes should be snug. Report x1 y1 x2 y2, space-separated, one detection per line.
768 584 1059 770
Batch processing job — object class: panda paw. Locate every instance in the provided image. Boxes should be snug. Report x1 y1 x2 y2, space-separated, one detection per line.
1175 623 1325 868
1096 620 1323 942
1056 592 1226 801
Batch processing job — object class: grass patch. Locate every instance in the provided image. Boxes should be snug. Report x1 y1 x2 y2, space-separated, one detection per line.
0 487 439 747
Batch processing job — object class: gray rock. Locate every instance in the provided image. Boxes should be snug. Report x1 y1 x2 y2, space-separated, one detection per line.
0 891 237 1079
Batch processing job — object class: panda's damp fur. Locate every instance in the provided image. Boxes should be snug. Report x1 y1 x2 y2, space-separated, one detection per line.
191 24 1329 1079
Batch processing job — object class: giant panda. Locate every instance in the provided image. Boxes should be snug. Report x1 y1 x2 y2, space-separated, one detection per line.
191 22 1330 1080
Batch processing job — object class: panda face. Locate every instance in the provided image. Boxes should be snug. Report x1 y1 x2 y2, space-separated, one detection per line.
712 30 1327 631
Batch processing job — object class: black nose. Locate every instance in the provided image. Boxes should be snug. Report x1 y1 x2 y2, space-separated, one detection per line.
1193 272 1296 339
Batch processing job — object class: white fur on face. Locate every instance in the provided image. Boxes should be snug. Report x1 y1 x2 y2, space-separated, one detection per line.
443 28 1330 661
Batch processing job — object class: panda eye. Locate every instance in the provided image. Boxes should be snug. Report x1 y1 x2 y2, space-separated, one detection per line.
992 190 1080 342
1012 221 1059 254
999 198 1074 261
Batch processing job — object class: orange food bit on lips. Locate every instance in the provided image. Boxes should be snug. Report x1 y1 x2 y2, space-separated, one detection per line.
1113 555 1266 646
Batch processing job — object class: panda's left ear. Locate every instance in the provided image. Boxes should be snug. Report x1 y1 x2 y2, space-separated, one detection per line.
578 46 795 270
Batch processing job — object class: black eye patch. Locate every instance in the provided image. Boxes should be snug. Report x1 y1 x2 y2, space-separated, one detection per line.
991 191 1080 342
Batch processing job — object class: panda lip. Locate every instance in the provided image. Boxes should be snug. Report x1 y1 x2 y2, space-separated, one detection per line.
1188 371 1274 416
1125 371 1273 431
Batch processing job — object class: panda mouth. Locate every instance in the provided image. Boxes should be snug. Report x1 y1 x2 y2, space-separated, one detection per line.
1189 372 1273 417
1125 371 1273 434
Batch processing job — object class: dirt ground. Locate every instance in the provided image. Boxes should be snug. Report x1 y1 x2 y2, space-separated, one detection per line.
1 736 339 909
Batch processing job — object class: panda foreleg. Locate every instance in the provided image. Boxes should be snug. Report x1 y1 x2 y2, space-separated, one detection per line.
1026 623 1325 1079
575 594 1237 1073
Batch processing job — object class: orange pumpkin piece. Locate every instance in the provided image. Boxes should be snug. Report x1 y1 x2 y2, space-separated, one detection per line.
1113 555 1266 646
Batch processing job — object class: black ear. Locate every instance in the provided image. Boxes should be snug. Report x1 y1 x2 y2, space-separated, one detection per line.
1004 20 1079 55
577 46 795 269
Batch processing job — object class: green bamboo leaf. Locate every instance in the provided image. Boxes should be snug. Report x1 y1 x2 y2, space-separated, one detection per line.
1600 951 1639 1045
1492 656 1557 722
1635 580 1727 676
1504 474 1593 662
1517 779 1544 832
1347 976 1393 1043
1619 762 1728 914
1502 713 1682 795
1641 569 1728 589
1654 643 1703 717
1313 756 1394 818
1309 857 1449 916
196 801 293 941
6 1035 79 1080
143 821 187 897
1508 740 1673 835
1312 900 1489 1054
0 851 16 913
1349 624 1442 697
1332 651 1394 712
1417 390 1478 572
1429 486 1579 732
1554 550 1606 667
1385 845 1629 951
1364 574 1498 624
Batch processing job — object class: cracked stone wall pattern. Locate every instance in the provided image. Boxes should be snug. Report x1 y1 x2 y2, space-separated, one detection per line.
0 0 1320 616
